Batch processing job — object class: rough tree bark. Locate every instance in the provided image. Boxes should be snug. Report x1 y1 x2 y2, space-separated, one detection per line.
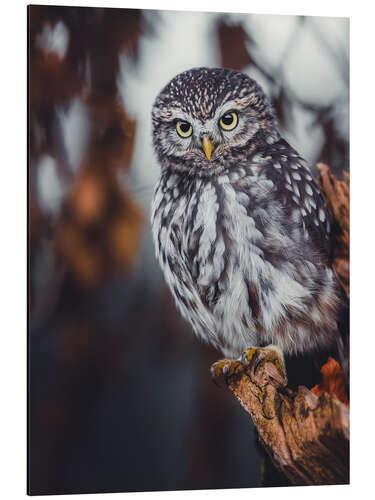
317 163 349 296
211 165 349 486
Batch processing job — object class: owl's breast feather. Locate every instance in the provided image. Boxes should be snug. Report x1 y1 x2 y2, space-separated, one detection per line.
151 170 340 357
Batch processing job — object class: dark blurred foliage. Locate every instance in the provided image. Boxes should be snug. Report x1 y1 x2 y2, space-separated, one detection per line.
217 18 349 176
28 6 261 495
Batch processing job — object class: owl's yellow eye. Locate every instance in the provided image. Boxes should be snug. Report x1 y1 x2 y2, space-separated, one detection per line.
219 111 238 131
176 120 193 138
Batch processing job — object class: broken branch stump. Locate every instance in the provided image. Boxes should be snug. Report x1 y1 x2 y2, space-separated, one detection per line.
211 348 349 486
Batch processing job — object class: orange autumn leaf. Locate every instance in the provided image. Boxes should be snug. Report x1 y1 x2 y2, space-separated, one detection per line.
311 357 349 406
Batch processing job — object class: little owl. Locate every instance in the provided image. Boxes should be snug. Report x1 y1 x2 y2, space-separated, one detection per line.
151 67 344 374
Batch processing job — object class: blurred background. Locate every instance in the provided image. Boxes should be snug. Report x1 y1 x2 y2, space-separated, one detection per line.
28 5 349 495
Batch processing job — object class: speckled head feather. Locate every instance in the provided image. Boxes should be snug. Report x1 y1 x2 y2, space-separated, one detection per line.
151 67 343 361
153 67 276 122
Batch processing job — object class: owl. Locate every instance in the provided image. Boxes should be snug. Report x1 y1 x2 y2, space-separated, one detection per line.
151 67 344 367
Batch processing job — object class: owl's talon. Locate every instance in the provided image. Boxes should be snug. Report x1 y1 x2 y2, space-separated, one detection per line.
222 364 230 384
253 355 264 375
210 368 222 388
241 347 258 367
210 360 229 387
210 359 245 387
241 351 248 366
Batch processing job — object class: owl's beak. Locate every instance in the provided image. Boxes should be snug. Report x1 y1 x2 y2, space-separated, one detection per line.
202 136 214 161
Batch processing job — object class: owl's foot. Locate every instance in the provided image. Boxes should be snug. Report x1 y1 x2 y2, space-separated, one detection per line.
210 346 287 388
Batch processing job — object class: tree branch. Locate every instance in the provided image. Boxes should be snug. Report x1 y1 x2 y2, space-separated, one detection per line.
212 348 349 485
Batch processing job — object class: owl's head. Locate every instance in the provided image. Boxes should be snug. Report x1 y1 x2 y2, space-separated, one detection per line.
152 67 279 173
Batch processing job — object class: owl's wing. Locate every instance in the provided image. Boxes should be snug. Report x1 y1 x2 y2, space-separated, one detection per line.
255 140 333 261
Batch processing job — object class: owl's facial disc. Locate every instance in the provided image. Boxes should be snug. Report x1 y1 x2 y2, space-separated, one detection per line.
152 68 279 172
167 107 242 163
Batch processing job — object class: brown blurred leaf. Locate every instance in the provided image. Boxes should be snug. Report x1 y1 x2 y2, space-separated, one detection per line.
29 5 147 291
217 21 252 70
311 357 349 406
58 173 143 289
70 171 106 226
55 90 144 288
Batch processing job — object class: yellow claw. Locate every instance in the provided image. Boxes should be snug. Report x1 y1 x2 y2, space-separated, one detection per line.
211 360 231 380
210 359 244 386
202 136 214 161
241 347 258 366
